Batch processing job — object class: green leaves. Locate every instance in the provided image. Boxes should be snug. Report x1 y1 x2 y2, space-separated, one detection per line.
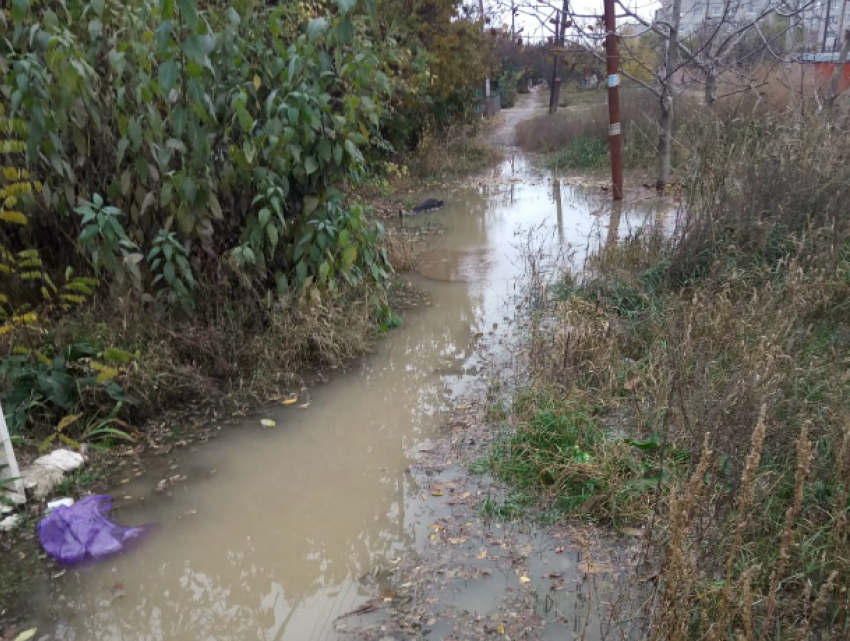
335 18 354 44
88 19 103 39
148 230 195 310
335 0 357 15
160 0 175 19
4 0 406 309
307 18 329 42
176 0 199 31
158 60 179 94
11 0 29 23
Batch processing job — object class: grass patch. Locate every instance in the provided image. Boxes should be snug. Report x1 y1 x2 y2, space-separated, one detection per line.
547 136 609 170
485 391 669 524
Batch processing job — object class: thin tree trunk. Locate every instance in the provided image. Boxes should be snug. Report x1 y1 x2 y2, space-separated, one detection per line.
827 27 850 106
657 0 682 189
705 64 717 108
657 92 673 189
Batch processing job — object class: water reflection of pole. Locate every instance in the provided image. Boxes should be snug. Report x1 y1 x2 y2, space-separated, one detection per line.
606 200 622 249
553 178 564 243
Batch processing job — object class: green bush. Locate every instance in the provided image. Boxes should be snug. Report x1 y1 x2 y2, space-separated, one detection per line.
2 0 402 302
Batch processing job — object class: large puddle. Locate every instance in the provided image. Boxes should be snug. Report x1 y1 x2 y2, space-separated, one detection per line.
32 153 668 640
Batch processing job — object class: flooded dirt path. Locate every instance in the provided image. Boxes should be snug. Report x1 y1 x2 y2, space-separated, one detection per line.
31 93 668 640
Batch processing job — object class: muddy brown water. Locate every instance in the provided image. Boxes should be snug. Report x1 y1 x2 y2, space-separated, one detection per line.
31 154 669 640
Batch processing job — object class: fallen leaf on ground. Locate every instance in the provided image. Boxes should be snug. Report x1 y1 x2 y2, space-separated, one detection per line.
624 377 642 391
578 561 614 574
519 574 531 584
260 419 276 428
282 398 298 405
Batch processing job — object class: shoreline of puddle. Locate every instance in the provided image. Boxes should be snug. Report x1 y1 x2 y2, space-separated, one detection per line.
24 133 671 640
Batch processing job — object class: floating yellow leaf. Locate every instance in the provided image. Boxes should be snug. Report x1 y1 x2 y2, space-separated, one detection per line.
281 397 297 405
497 623 505 634
519 574 531 584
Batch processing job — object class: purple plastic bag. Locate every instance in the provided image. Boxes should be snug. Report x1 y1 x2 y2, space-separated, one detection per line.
38 495 152 565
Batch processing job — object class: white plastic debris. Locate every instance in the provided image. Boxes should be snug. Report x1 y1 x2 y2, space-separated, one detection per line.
46 497 75 514
21 449 86 499
0 514 22 532
38 449 86 473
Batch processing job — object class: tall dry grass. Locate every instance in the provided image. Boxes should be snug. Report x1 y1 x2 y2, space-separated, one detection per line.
515 89 659 152
504 106 850 638
399 122 499 184
515 88 677 170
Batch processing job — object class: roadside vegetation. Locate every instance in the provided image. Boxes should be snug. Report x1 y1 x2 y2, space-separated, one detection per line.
516 87 686 172
486 98 850 639
0 0 512 460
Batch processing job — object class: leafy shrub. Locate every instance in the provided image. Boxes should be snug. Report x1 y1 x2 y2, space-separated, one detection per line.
0 101 134 443
1 0 404 302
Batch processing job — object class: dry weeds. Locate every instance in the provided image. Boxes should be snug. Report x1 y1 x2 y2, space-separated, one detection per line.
499 105 850 639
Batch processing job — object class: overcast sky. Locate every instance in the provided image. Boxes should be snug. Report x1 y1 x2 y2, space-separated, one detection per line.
482 0 662 41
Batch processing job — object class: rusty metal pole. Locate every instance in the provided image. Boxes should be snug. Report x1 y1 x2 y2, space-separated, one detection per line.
603 0 624 200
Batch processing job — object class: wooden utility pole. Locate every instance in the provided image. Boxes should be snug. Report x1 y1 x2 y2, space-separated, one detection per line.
548 1 570 113
549 11 561 113
603 0 624 200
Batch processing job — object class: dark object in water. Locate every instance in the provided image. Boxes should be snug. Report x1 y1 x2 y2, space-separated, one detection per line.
411 198 444 214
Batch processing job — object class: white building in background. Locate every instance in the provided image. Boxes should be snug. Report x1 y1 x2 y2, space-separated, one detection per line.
655 0 849 50
656 0 774 36
806 0 846 50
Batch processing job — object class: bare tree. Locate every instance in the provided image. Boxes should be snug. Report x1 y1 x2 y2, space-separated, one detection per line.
496 0 821 187
597 0 812 186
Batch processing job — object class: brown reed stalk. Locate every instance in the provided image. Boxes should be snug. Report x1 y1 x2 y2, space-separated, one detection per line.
759 422 812 641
